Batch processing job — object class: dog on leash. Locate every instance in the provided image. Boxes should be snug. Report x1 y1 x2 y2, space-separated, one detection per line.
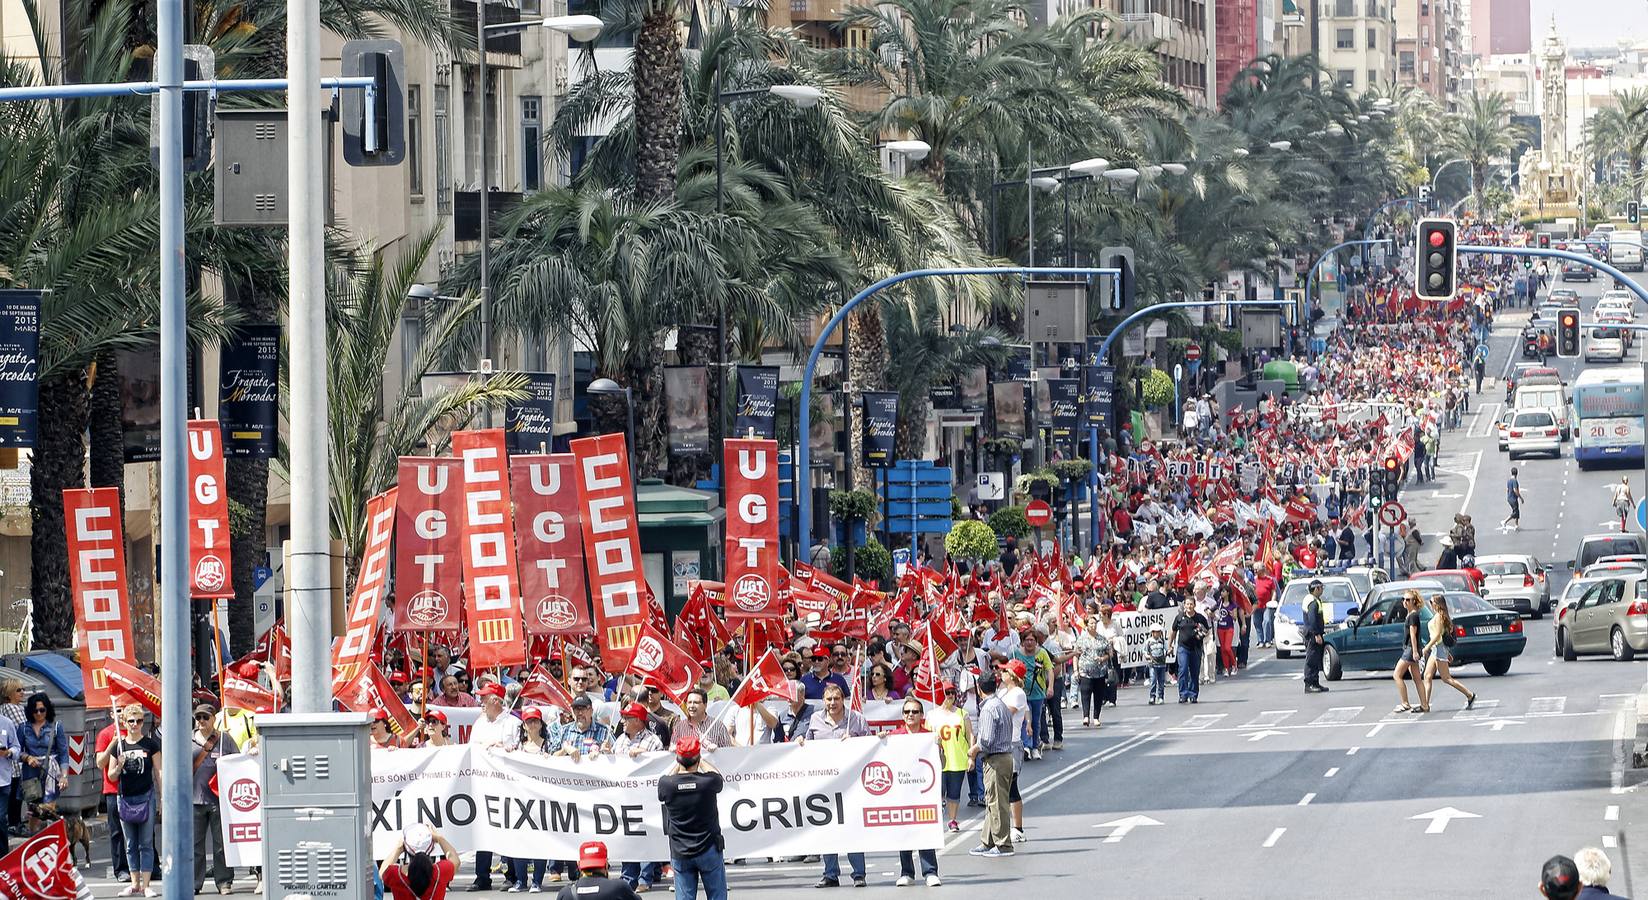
24 802 92 867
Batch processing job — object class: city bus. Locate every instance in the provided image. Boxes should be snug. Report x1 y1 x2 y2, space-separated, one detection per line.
1573 367 1645 469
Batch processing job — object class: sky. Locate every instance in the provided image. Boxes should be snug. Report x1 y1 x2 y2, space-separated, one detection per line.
1528 0 1648 50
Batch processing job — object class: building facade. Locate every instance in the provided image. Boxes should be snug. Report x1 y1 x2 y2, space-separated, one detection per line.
1317 0 1398 94
1395 0 1465 108
1101 0 1218 109
1470 0 1530 57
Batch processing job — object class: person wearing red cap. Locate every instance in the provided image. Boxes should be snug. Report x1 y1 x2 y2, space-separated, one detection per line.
465 681 518 892
416 709 453 748
800 647 850 700
658 736 726 900
607 703 665 891
368 709 400 751
551 841 640 900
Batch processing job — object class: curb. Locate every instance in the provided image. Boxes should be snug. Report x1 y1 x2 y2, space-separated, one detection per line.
1632 682 1648 768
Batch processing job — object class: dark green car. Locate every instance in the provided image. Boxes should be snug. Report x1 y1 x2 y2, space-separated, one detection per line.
1323 580 1527 680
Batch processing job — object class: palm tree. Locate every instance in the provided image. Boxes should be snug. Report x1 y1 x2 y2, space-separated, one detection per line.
883 296 1011 457
310 231 527 564
1446 90 1525 215
1588 88 1648 190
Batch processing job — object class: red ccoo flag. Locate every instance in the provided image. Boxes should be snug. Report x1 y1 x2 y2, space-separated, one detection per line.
103 658 162 717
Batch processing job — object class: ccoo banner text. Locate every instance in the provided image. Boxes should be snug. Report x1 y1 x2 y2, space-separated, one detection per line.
218 735 943 866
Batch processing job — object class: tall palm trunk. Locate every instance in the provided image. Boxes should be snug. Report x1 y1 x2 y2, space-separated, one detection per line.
895 393 929 459
87 350 124 500
846 305 888 491
30 370 89 650
634 4 683 205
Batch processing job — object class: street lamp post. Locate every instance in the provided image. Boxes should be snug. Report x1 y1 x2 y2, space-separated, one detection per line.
473 13 603 421
588 378 637 483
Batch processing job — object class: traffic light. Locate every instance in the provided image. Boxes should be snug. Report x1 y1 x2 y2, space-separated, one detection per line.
341 40 406 167
1630 200 1641 225
1099 245 1135 312
1556 306 1581 358
1381 455 1401 501
1538 232 1552 249
181 56 210 173
1415 218 1458 301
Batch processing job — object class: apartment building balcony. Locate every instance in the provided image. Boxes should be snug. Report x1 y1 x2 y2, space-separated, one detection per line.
789 0 845 25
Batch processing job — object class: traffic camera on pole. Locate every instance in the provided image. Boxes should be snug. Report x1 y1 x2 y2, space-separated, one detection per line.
1556 307 1582 358
1415 218 1458 301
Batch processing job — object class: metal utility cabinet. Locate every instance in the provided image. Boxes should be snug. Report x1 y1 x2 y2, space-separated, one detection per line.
258 712 371 899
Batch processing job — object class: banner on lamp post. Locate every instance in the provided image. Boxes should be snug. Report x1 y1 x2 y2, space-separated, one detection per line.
861 392 897 468
505 372 557 455
733 366 779 440
665 366 710 455
723 438 781 619
187 420 234 598
1084 364 1115 434
452 429 527 670
0 290 40 448
218 323 279 458
991 382 1024 440
1047 378 1079 449
510 454 593 636
392 458 464 632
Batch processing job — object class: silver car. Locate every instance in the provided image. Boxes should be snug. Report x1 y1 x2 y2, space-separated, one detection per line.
1555 576 1606 655
1474 554 1552 618
1559 573 1648 662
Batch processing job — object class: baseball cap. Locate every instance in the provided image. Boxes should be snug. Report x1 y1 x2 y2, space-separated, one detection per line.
1003 659 1027 680
423 709 447 724
578 841 609 870
522 707 543 721
812 645 831 659
404 822 434 855
193 702 217 718
370 708 389 722
675 735 701 757
477 683 506 699
622 702 649 721
571 695 593 709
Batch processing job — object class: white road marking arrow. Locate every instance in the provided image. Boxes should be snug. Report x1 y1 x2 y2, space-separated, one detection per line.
1410 807 1481 834
1247 730 1288 742
1092 814 1164 843
1470 718 1524 732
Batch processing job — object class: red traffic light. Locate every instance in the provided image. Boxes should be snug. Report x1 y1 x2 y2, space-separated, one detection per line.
1427 230 1446 247
1383 456 1399 471
1561 312 1577 326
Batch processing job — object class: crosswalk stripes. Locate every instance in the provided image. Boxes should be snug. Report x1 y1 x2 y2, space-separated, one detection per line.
1171 714 1227 731
1453 698 1499 721
1528 696 1567 716
1309 706 1364 726
1241 710 1296 729
1382 703 1418 721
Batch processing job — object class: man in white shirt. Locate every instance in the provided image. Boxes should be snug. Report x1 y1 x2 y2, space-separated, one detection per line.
997 661 1029 844
465 682 518 892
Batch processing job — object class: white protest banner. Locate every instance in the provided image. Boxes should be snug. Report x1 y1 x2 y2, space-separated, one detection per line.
1113 609 1173 668
221 734 942 867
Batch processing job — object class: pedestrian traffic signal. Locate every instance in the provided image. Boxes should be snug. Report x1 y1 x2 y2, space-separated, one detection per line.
1630 200 1641 225
1556 307 1581 358
1538 233 1552 249
341 40 406 167
1415 218 1458 301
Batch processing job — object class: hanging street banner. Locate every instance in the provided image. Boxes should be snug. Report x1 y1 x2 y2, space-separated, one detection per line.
505 372 557 454
991 381 1024 440
1084 364 1115 434
62 487 135 708
861 392 897 468
218 735 944 867
186 420 234 599
665 366 710 455
510 454 593 636
957 367 987 414
723 439 781 619
218 323 279 458
1047 378 1080 448
330 487 399 685
0 290 40 448
571 432 655 670
452 429 527 670
392 458 464 632
117 346 161 463
733 366 779 440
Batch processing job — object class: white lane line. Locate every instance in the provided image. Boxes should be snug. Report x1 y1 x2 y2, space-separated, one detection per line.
1454 698 1499 721
1605 835 1619 849
1310 706 1364 726
1606 805 1620 821
1324 767 1340 778
1613 710 1628 796
1367 723 1386 737
1171 714 1227 732
1241 710 1296 729
1298 793 1316 806
1528 696 1567 716
1347 746 1361 756
1262 827 1287 848
1458 450 1483 517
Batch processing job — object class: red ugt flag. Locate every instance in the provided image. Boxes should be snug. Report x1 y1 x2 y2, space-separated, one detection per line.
0 821 87 899
625 623 704 703
731 648 791 707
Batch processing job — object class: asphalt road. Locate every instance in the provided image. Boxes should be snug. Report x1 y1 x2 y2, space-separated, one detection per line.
78 270 1648 898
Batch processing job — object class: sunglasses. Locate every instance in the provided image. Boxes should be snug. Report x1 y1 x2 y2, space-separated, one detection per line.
123 718 143 725
193 713 211 721
902 709 922 716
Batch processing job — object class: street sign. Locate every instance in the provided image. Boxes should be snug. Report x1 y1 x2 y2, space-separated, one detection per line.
977 472 1005 501
1636 498 1647 534
1378 501 1406 528
1185 343 1201 362
1025 500 1053 528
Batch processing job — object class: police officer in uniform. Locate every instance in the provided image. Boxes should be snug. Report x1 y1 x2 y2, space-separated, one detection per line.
1303 579 1329 693
555 841 641 900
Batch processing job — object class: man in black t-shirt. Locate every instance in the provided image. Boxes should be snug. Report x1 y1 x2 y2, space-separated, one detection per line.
1170 599 1210 703
555 841 641 900
1142 578 1173 610
657 735 726 900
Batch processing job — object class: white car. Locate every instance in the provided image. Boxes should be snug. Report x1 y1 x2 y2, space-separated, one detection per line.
1473 553 1552 618
1506 409 1561 459
1497 408 1514 452
1585 327 1627 362
1555 576 1607 654
1273 576 1362 659
1597 295 1636 319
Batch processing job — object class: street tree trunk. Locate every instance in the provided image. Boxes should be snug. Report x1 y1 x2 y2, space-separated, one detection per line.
30 369 89 650
87 350 124 501
633 4 683 205
845 304 888 492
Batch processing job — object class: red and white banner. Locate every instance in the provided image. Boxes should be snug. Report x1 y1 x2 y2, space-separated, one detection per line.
509 454 592 636
186 420 234 598
334 662 418 737
731 648 790 707
518 664 577 710
392 458 464 632
0 821 87 899
570 433 655 669
61 488 136 708
624 623 703 703
222 674 277 714
330 487 398 684
723 439 781 619
103 658 161 717
452 429 527 670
